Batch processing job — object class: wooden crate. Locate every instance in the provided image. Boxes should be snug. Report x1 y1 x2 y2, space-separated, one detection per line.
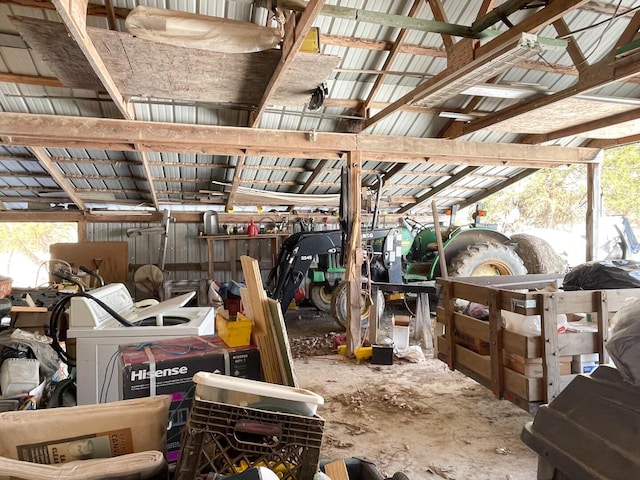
435 274 640 412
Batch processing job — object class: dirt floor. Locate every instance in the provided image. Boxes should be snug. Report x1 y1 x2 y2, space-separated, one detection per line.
284 304 539 480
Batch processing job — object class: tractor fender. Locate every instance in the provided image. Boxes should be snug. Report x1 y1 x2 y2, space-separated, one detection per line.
430 228 512 278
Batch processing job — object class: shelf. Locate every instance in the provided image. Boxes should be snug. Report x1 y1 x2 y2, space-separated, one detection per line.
201 233 290 279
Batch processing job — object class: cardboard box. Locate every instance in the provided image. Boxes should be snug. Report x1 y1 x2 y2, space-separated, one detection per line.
505 353 572 378
0 396 171 464
119 335 261 462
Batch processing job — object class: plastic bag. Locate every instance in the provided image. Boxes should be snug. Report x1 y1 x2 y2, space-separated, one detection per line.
606 299 640 386
0 329 59 376
563 260 640 290
394 345 426 363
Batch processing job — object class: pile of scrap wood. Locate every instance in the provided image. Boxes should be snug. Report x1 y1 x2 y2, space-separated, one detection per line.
239 255 297 387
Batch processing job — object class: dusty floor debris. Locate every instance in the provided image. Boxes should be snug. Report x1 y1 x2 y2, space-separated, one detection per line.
286 305 539 480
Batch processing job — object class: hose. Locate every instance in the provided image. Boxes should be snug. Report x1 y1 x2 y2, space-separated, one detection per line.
49 291 136 366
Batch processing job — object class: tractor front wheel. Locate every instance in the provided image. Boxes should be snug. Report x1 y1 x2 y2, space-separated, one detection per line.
448 242 527 277
309 282 333 313
330 281 385 330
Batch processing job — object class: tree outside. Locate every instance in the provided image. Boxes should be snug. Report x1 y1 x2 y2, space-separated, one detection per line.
479 144 640 266
0 223 78 287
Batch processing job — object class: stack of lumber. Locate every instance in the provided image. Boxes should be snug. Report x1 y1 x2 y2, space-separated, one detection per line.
239 255 298 387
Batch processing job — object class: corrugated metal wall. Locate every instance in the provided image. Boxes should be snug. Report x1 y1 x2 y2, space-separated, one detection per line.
86 220 282 300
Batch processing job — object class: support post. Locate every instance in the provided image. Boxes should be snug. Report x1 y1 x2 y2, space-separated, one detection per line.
346 151 363 356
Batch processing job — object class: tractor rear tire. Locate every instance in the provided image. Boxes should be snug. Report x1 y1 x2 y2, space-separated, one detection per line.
310 282 333 313
330 280 385 330
448 242 527 277
510 233 566 274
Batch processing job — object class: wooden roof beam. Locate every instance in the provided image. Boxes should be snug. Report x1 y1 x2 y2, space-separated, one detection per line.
363 0 590 131
450 45 640 139
30 146 86 210
362 0 424 116
226 154 245 211
427 0 455 53
396 166 480 214
0 112 602 166
250 0 325 127
286 159 328 212
52 0 159 210
587 133 640 149
521 108 640 145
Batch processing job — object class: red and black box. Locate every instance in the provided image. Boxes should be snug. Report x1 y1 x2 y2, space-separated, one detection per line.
119 335 261 462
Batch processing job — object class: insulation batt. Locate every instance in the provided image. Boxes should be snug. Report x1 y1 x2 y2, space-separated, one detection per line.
125 6 282 53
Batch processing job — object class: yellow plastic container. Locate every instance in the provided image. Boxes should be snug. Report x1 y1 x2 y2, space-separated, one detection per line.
216 311 252 347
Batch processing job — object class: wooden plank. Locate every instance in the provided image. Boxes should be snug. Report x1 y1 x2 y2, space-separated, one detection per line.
238 287 253 320
345 151 362 356
443 280 455 370
324 459 350 480
454 344 491 379
596 290 610 364
10 306 48 312
504 367 542 402
240 255 284 384
268 298 299 387
541 293 561 402
454 312 490 343
488 288 504 399
503 330 598 358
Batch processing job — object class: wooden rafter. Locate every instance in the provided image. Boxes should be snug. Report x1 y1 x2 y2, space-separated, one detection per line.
521 108 640 145
30 147 86 209
104 0 117 30
450 48 640 139
362 0 423 116
364 0 592 131
427 0 454 52
379 0 494 191
250 0 325 127
616 9 640 49
396 166 480 214
553 18 587 73
226 155 246 211
471 0 544 33
286 159 328 212
457 169 538 210
0 112 602 167
52 0 159 210
587 133 640 149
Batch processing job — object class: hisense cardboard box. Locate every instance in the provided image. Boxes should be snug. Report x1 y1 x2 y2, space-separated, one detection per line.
0 396 171 464
119 335 261 462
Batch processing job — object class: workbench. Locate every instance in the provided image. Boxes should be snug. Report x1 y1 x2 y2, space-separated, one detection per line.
200 233 289 280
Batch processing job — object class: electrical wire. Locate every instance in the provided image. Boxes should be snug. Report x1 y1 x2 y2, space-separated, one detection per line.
556 3 640 39
554 0 631 69
49 291 138 366
99 349 121 403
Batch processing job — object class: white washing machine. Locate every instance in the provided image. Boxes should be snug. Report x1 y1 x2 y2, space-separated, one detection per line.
67 283 216 405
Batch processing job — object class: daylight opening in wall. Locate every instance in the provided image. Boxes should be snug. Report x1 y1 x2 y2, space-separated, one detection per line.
0 223 78 288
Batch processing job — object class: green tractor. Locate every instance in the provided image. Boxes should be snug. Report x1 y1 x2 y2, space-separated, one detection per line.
268 205 564 329
403 207 528 281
